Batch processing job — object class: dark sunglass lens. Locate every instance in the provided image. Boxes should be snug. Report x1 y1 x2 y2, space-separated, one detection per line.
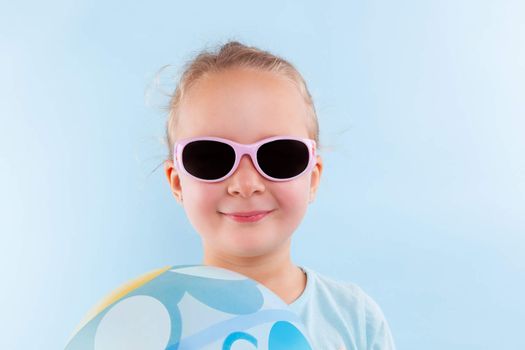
182 141 235 180
257 140 310 179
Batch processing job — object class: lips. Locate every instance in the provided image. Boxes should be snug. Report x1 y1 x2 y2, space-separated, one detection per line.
221 210 274 223
224 210 272 217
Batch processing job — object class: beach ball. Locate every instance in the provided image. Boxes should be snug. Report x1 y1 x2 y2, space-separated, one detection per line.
65 264 313 350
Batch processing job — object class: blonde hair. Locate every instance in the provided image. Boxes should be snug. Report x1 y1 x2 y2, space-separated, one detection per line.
164 40 320 161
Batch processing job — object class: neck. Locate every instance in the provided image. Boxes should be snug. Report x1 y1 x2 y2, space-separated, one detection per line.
201 239 306 304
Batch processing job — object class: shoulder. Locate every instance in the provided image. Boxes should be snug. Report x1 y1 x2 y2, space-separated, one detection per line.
306 267 373 309
304 267 396 348
338 281 396 349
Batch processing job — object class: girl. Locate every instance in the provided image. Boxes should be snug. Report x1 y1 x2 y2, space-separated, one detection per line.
164 40 396 349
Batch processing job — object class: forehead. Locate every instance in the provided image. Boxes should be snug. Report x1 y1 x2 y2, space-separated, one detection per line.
176 67 311 143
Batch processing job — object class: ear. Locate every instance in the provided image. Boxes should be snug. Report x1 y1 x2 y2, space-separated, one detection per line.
164 160 184 205
309 155 323 203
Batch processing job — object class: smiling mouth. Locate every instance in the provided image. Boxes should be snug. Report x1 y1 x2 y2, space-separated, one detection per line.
221 210 274 223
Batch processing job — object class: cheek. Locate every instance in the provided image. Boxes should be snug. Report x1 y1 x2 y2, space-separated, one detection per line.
180 180 222 232
273 177 310 216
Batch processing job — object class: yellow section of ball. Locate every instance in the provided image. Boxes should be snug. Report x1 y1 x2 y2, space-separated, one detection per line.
67 265 172 343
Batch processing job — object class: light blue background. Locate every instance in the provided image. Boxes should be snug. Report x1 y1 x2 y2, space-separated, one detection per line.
1 0 524 349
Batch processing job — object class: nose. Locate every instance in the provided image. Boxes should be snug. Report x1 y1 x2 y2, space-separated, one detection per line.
226 154 266 198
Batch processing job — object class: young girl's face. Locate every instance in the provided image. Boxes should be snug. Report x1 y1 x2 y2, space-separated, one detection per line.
165 67 322 259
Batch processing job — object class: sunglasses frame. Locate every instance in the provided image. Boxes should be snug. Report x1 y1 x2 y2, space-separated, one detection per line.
173 135 317 183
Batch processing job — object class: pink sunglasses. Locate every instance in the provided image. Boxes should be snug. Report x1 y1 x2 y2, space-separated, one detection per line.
174 135 317 182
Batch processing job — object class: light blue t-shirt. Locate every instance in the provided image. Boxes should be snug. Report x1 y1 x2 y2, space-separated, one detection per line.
289 266 396 350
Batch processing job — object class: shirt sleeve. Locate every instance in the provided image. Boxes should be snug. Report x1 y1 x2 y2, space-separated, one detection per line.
363 293 396 350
